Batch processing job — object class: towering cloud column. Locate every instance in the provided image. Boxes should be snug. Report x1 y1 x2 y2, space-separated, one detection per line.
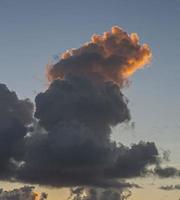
17 26 158 189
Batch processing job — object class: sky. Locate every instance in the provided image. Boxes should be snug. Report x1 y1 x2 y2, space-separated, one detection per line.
0 0 180 200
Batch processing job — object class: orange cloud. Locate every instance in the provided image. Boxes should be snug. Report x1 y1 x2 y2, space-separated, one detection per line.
46 26 152 87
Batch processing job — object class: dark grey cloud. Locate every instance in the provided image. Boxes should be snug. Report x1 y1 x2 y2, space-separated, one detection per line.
0 186 47 200
155 166 180 178
35 76 130 131
15 77 159 188
106 141 158 178
0 83 33 178
68 187 132 200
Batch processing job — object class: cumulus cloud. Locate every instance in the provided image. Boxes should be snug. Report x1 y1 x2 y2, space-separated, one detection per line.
68 187 132 200
0 186 47 200
16 76 158 187
35 76 130 131
159 184 180 191
46 26 151 86
155 166 180 178
0 83 33 178
14 27 157 188
17 130 156 187
0 26 177 198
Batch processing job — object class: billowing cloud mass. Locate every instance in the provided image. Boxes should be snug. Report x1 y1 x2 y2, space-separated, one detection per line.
0 186 47 200
0 26 178 200
0 83 33 178
15 27 158 189
46 26 152 86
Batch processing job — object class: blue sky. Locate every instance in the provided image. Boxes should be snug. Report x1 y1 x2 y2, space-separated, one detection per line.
0 1 180 198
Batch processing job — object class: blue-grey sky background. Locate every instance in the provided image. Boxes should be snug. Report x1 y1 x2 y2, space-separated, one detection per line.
0 0 179 164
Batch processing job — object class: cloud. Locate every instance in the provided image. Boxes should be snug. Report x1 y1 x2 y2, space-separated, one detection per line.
0 186 47 200
46 26 151 86
68 187 132 200
106 141 158 178
0 27 158 190
0 26 176 197
34 76 130 131
159 184 180 191
0 83 33 178
15 24 155 187
16 76 158 187
155 166 180 178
